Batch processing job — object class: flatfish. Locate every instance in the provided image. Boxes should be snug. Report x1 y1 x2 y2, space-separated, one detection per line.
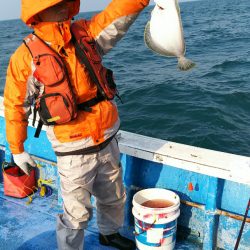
145 0 195 71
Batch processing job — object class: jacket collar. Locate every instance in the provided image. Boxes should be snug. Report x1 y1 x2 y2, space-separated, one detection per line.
34 20 72 52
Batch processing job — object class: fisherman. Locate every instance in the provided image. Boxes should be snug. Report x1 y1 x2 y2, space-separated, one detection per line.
4 0 149 249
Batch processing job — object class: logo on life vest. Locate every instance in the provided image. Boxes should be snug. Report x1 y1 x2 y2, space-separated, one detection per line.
69 133 83 139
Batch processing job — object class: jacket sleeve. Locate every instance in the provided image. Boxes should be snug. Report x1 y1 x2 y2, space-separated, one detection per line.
87 0 150 55
3 45 33 154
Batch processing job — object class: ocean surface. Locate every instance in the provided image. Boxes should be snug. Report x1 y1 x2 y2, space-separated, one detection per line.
0 0 249 156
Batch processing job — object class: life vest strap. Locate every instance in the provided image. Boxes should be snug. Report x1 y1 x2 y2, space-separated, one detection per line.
32 95 105 138
77 95 105 112
34 120 43 138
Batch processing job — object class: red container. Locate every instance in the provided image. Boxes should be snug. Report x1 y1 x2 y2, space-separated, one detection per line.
3 163 36 198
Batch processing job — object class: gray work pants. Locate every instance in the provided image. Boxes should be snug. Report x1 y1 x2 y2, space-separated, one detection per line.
56 138 126 250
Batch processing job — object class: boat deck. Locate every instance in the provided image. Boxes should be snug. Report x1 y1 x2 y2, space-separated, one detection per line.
0 184 201 250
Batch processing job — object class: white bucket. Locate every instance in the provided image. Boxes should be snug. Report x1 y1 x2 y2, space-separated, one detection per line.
132 188 180 250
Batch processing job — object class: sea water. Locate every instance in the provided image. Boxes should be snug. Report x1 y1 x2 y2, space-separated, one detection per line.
0 0 249 156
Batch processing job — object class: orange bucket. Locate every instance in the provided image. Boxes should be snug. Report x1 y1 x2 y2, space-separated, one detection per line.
2 163 36 198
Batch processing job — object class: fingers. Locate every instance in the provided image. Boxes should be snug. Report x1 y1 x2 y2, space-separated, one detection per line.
20 163 31 176
27 156 37 167
13 151 37 175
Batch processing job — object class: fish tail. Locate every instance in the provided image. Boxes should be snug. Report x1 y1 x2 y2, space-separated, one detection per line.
177 56 196 71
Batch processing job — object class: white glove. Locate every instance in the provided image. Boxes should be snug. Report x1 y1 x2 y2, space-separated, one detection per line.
13 151 36 175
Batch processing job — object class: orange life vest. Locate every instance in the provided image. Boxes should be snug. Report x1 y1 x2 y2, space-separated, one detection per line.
24 34 78 132
23 24 119 137
71 22 118 101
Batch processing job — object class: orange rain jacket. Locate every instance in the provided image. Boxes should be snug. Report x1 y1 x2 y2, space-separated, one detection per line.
4 0 149 154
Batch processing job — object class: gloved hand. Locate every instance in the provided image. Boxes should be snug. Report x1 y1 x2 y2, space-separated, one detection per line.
13 151 36 175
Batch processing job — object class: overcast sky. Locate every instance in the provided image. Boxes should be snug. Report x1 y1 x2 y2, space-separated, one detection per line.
0 0 155 21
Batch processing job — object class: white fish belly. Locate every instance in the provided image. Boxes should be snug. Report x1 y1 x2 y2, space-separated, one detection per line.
149 0 185 57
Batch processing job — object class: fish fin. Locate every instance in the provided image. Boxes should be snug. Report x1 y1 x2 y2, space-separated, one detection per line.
175 0 181 15
144 21 156 52
144 21 170 56
177 56 196 71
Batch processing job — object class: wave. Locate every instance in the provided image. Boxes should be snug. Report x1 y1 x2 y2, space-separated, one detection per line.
211 59 249 70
